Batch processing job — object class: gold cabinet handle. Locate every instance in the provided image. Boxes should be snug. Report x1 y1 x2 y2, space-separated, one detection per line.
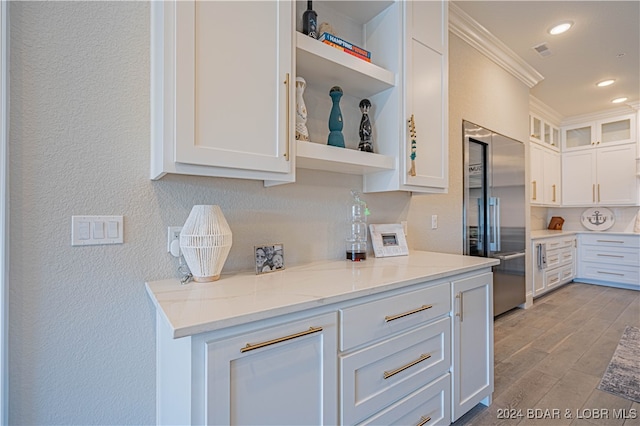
596 239 624 244
385 304 433 322
597 184 600 202
383 353 431 379
240 326 322 353
552 184 556 202
417 415 432 426
283 73 290 160
592 184 596 202
597 253 624 258
532 181 537 200
455 292 464 321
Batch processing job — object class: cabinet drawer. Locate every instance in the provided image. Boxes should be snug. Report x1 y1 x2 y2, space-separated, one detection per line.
340 282 450 351
559 247 574 266
580 246 640 267
579 263 640 286
357 373 450 426
545 237 574 250
341 317 451 425
545 264 573 289
580 234 640 248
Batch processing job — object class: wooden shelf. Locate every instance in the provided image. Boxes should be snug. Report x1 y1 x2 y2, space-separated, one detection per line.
296 140 395 175
296 33 396 99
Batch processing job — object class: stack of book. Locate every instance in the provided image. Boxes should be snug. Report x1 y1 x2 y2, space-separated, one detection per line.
318 33 371 63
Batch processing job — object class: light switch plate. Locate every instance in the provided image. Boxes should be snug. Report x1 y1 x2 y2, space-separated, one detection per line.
72 215 123 246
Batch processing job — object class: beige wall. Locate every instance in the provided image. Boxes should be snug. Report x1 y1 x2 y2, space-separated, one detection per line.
407 34 530 254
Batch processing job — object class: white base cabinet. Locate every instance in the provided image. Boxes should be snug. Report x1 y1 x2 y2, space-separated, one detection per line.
532 235 576 297
451 273 494 422
576 234 640 289
153 269 495 425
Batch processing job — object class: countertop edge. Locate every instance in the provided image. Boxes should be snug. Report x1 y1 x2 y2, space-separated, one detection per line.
146 251 499 339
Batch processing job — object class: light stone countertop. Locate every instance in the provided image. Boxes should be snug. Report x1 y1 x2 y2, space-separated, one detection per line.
531 230 639 240
146 250 499 338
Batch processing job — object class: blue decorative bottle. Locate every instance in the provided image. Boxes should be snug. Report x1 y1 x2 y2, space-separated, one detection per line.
327 86 345 148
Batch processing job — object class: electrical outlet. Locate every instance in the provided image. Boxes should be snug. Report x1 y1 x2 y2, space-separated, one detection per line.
167 226 182 252
431 215 438 229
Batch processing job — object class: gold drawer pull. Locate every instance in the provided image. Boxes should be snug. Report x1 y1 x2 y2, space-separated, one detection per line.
383 353 431 379
240 327 322 353
597 254 624 258
417 415 432 426
596 240 624 244
385 304 433 322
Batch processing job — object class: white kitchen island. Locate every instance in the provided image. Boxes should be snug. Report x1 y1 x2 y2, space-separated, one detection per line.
146 251 499 425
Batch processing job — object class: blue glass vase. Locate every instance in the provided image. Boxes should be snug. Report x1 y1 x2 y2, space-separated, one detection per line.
327 86 345 148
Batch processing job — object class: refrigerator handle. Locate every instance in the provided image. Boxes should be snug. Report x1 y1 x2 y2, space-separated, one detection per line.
489 197 500 252
477 198 484 252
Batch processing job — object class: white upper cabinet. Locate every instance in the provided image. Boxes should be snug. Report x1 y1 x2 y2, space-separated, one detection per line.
562 144 638 206
530 144 560 206
365 0 449 193
530 113 559 151
151 1 295 183
562 113 636 152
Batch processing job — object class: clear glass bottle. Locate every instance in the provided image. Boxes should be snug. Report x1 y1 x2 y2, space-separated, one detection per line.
346 190 369 261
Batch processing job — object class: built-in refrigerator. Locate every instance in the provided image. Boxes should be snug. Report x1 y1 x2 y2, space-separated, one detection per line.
462 121 526 317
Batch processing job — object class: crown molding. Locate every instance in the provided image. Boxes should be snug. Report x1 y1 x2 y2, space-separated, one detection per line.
561 105 638 126
449 2 544 89
530 96 563 125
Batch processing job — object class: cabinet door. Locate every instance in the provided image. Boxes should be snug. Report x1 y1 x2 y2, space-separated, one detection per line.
596 144 638 205
562 150 597 206
563 123 595 151
152 1 294 181
543 150 561 205
598 114 636 146
206 313 338 425
529 144 544 204
530 114 542 143
452 273 493 422
403 0 448 192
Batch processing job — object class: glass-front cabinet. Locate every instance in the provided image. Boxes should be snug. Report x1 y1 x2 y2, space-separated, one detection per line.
530 113 559 149
562 113 636 151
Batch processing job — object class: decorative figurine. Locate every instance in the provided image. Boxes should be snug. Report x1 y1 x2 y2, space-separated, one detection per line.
358 99 373 152
327 86 345 148
408 114 417 176
295 77 310 141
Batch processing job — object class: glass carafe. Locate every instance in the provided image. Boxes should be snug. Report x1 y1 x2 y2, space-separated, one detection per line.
346 190 368 261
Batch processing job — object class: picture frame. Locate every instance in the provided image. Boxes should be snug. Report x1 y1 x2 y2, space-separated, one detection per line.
369 224 409 258
254 244 285 274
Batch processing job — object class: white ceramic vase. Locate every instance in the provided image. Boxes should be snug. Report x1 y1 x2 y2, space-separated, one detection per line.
180 205 233 282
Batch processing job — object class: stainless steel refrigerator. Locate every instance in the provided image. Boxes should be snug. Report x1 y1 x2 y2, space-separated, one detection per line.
462 121 526 317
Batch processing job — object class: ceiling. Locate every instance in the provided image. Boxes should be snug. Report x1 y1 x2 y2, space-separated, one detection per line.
453 1 639 119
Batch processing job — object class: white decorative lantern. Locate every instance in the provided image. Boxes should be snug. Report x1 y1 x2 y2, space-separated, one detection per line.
180 205 232 282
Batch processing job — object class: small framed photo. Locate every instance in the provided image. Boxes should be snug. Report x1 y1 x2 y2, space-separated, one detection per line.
254 244 285 274
369 224 409 258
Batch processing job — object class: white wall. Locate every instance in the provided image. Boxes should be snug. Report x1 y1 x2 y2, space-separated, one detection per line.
406 34 530 254
8 3 411 423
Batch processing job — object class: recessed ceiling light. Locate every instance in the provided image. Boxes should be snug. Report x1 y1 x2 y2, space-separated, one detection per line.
549 21 573 35
611 97 628 104
597 79 616 87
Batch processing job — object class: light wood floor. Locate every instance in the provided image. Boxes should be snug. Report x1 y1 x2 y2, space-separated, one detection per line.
454 282 640 426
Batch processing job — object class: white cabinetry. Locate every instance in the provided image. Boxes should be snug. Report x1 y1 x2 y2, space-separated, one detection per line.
562 113 636 151
451 273 494 422
530 113 560 149
532 235 576 297
576 234 640 290
152 266 495 425
562 144 638 206
339 281 451 424
364 0 449 193
156 311 338 425
150 1 295 183
530 144 560 205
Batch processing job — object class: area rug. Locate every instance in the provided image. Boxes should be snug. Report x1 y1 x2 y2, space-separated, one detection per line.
597 325 640 403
